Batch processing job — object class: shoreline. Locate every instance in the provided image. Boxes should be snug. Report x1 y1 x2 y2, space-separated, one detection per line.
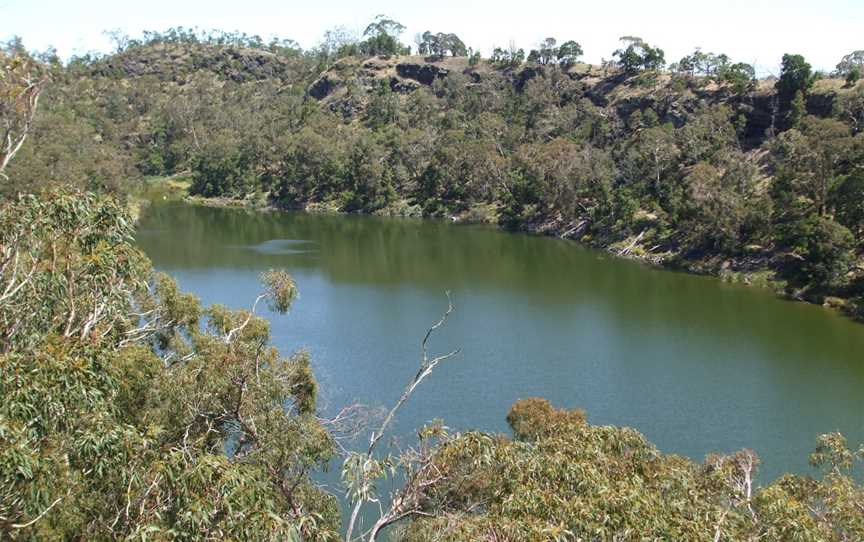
165 190 861 323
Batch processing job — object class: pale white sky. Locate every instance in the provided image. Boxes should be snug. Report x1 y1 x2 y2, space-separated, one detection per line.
1 0 861 74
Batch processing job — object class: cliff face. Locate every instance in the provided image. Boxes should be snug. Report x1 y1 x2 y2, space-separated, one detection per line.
81 43 844 141
87 42 305 83
306 55 843 147
307 55 469 115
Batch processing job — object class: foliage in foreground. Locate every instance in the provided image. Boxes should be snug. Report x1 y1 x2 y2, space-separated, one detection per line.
0 192 338 540
400 398 864 541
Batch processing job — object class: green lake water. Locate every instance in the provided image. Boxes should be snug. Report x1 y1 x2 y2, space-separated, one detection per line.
136 202 864 484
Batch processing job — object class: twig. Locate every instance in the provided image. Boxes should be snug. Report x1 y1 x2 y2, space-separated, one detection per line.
11 496 63 529
345 292 460 542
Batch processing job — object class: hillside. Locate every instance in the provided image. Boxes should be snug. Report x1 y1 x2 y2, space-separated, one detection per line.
81 41 312 83
307 53 849 148
5 40 864 320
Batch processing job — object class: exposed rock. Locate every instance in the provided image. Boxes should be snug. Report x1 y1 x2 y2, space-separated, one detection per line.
396 63 449 85
389 77 420 93
309 75 338 100
807 92 837 118
514 66 544 91
740 94 776 145
91 43 297 83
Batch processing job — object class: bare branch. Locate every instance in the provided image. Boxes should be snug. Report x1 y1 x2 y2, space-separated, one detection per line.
11 496 63 529
345 291 459 542
224 293 267 343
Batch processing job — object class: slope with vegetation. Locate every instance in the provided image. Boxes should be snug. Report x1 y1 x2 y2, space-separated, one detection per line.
4 24 864 318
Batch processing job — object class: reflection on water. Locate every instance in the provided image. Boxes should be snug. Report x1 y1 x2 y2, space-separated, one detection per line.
236 239 319 256
137 202 864 484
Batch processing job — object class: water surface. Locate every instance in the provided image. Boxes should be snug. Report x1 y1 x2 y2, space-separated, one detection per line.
137 202 864 483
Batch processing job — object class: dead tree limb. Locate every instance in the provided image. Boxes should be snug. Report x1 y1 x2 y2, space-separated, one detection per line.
344 291 460 542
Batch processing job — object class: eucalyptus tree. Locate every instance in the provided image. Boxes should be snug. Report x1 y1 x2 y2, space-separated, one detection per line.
557 40 584 68
399 399 864 541
613 36 665 73
835 50 864 79
0 192 340 540
360 15 409 57
776 53 815 126
0 44 48 179
416 31 468 59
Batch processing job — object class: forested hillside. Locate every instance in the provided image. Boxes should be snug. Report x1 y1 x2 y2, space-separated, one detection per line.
4 25 864 318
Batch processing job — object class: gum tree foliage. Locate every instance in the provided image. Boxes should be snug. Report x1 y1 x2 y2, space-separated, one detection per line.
776 53 815 123
835 50 864 78
399 398 864 541
673 49 755 93
0 43 48 179
556 40 584 68
0 192 339 540
847 66 862 88
835 83 864 133
767 116 861 290
613 36 666 73
490 44 526 68
770 116 853 218
416 32 467 60
774 213 855 289
359 15 409 57
317 26 360 68
527 37 558 65
831 171 864 237
527 38 583 68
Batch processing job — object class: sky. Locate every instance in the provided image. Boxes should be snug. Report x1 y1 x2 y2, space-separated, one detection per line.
1 0 862 75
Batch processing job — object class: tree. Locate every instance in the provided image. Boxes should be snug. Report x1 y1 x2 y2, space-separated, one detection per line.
776 53 815 126
680 162 747 252
674 49 755 93
363 15 405 41
835 83 864 133
557 40 583 68
359 15 409 57
343 293 459 542
318 26 359 65
835 50 864 78
719 62 756 93
530 37 557 65
770 116 853 218
0 192 340 539
490 44 525 69
621 123 681 202
511 138 615 226
846 66 861 88
775 213 854 289
418 130 505 213
417 31 467 59
613 36 665 74
400 399 864 541
788 89 806 128
831 171 864 237
0 43 48 179
675 48 724 77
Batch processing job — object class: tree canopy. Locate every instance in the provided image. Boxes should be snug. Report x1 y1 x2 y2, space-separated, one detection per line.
613 36 666 73
416 31 467 59
527 38 584 68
